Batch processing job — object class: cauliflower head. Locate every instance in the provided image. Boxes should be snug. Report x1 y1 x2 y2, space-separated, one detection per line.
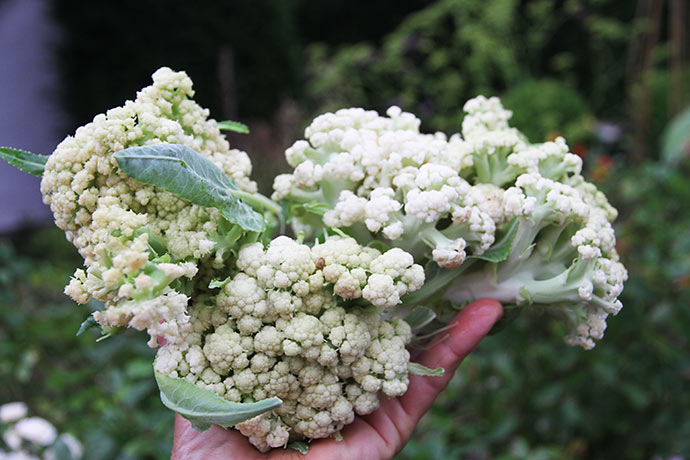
41 68 259 346
0 65 630 453
274 96 627 349
154 236 420 451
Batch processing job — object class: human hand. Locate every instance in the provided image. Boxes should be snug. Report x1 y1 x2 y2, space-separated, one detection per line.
171 298 503 460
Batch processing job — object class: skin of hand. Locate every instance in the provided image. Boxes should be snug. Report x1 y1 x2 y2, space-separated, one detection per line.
171 298 503 460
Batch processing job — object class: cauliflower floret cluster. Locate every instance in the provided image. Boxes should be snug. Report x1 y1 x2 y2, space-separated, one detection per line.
40 68 259 346
154 237 420 451
1 65 630 453
275 96 627 349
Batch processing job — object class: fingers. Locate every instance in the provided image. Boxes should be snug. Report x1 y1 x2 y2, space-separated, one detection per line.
172 415 258 460
172 415 311 460
383 298 502 440
416 298 503 380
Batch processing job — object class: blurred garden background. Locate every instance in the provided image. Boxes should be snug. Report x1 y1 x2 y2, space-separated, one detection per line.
1 0 689 458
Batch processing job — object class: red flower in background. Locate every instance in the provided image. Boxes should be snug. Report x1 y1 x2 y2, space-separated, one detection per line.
591 155 613 182
572 142 588 160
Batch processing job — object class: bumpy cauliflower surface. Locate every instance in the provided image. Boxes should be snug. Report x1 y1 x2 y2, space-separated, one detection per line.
27 67 429 452
41 68 258 347
274 96 627 349
155 236 420 451
0 65 628 454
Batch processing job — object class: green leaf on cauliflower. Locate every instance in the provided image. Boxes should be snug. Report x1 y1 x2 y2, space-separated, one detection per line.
469 217 519 263
408 362 444 376
288 442 309 454
155 371 282 431
208 277 230 289
76 315 100 336
217 120 250 134
301 202 331 216
0 146 48 176
114 143 265 232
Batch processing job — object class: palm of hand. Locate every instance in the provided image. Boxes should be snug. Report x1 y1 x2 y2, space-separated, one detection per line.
172 299 502 460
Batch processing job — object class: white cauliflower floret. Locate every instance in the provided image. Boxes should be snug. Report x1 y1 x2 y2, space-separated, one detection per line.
345 384 380 415
370 248 424 292
363 188 402 232
461 95 513 137
298 371 341 409
255 236 316 290
154 345 184 377
312 236 378 269
203 323 251 374
236 415 290 452
293 160 324 188
432 240 467 269
361 274 400 308
235 242 265 276
320 307 372 364
404 186 457 223
217 274 267 319
254 326 284 357
280 313 324 357
94 290 191 348
323 191 367 228
185 345 208 375
271 173 295 201
508 136 582 181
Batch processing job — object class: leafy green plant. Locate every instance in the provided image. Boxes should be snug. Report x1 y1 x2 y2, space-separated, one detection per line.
303 0 635 138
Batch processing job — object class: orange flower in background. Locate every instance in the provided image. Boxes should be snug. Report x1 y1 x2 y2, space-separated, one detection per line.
591 155 613 182
572 142 588 160
546 131 562 142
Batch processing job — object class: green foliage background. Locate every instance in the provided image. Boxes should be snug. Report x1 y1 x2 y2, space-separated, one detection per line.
2 0 689 459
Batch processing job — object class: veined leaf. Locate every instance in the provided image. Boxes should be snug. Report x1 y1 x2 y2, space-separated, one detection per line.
217 120 250 134
155 371 282 431
470 217 519 263
114 144 264 232
408 362 444 376
0 146 47 176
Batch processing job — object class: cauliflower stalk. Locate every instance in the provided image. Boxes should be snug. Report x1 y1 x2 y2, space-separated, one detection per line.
1 67 627 453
